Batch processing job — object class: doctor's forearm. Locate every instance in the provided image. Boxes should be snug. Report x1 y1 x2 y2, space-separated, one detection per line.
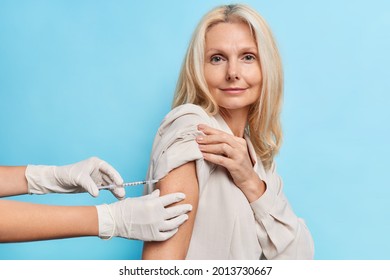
0 166 28 197
0 200 98 242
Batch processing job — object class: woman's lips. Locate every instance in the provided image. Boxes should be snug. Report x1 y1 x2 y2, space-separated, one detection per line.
220 87 247 94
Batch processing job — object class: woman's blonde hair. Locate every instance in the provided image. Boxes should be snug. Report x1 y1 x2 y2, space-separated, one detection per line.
173 4 283 170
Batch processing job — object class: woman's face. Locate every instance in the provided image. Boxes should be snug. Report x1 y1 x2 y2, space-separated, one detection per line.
204 21 262 114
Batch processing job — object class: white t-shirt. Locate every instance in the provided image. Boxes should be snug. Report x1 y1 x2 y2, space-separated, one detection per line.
145 104 314 259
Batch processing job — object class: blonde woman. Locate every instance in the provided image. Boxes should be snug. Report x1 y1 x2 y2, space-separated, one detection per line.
143 4 314 259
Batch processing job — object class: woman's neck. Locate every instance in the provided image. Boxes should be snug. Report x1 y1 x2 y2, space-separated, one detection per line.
219 107 249 137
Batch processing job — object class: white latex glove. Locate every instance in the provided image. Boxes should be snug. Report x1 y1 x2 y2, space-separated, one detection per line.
26 157 125 200
96 189 192 241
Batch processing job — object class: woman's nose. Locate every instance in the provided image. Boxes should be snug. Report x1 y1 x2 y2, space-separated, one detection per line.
226 62 240 81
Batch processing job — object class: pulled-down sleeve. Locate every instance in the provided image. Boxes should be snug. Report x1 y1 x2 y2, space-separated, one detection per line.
250 162 315 259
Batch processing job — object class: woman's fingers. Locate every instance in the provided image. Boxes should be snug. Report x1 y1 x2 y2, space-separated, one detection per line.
201 151 235 169
198 142 234 158
197 124 248 159
197 128 236 164
197 123 254 185
196 125 264 199
197 124 224 135
197 124 240 148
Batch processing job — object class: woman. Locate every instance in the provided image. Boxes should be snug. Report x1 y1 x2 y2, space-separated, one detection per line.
142 4 314 259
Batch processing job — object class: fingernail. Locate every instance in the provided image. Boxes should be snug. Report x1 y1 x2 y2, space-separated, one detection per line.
196 136 203 142
197 124 205 130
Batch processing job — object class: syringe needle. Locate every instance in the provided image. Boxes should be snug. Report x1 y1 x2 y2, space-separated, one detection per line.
97 179 159 190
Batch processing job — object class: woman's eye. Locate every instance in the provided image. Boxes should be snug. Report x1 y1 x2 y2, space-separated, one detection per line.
210 55 224 64
243 54 256 62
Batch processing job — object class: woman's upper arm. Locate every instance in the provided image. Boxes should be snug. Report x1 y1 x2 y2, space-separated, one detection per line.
142 161 199 259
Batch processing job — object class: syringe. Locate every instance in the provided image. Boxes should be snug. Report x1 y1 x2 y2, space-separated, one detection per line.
97 179 159 190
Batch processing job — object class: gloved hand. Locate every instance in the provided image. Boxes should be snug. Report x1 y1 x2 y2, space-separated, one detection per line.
96 189 192 241
25 157 125 200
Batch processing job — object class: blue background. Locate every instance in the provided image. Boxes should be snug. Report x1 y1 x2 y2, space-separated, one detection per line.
1 0 389 260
